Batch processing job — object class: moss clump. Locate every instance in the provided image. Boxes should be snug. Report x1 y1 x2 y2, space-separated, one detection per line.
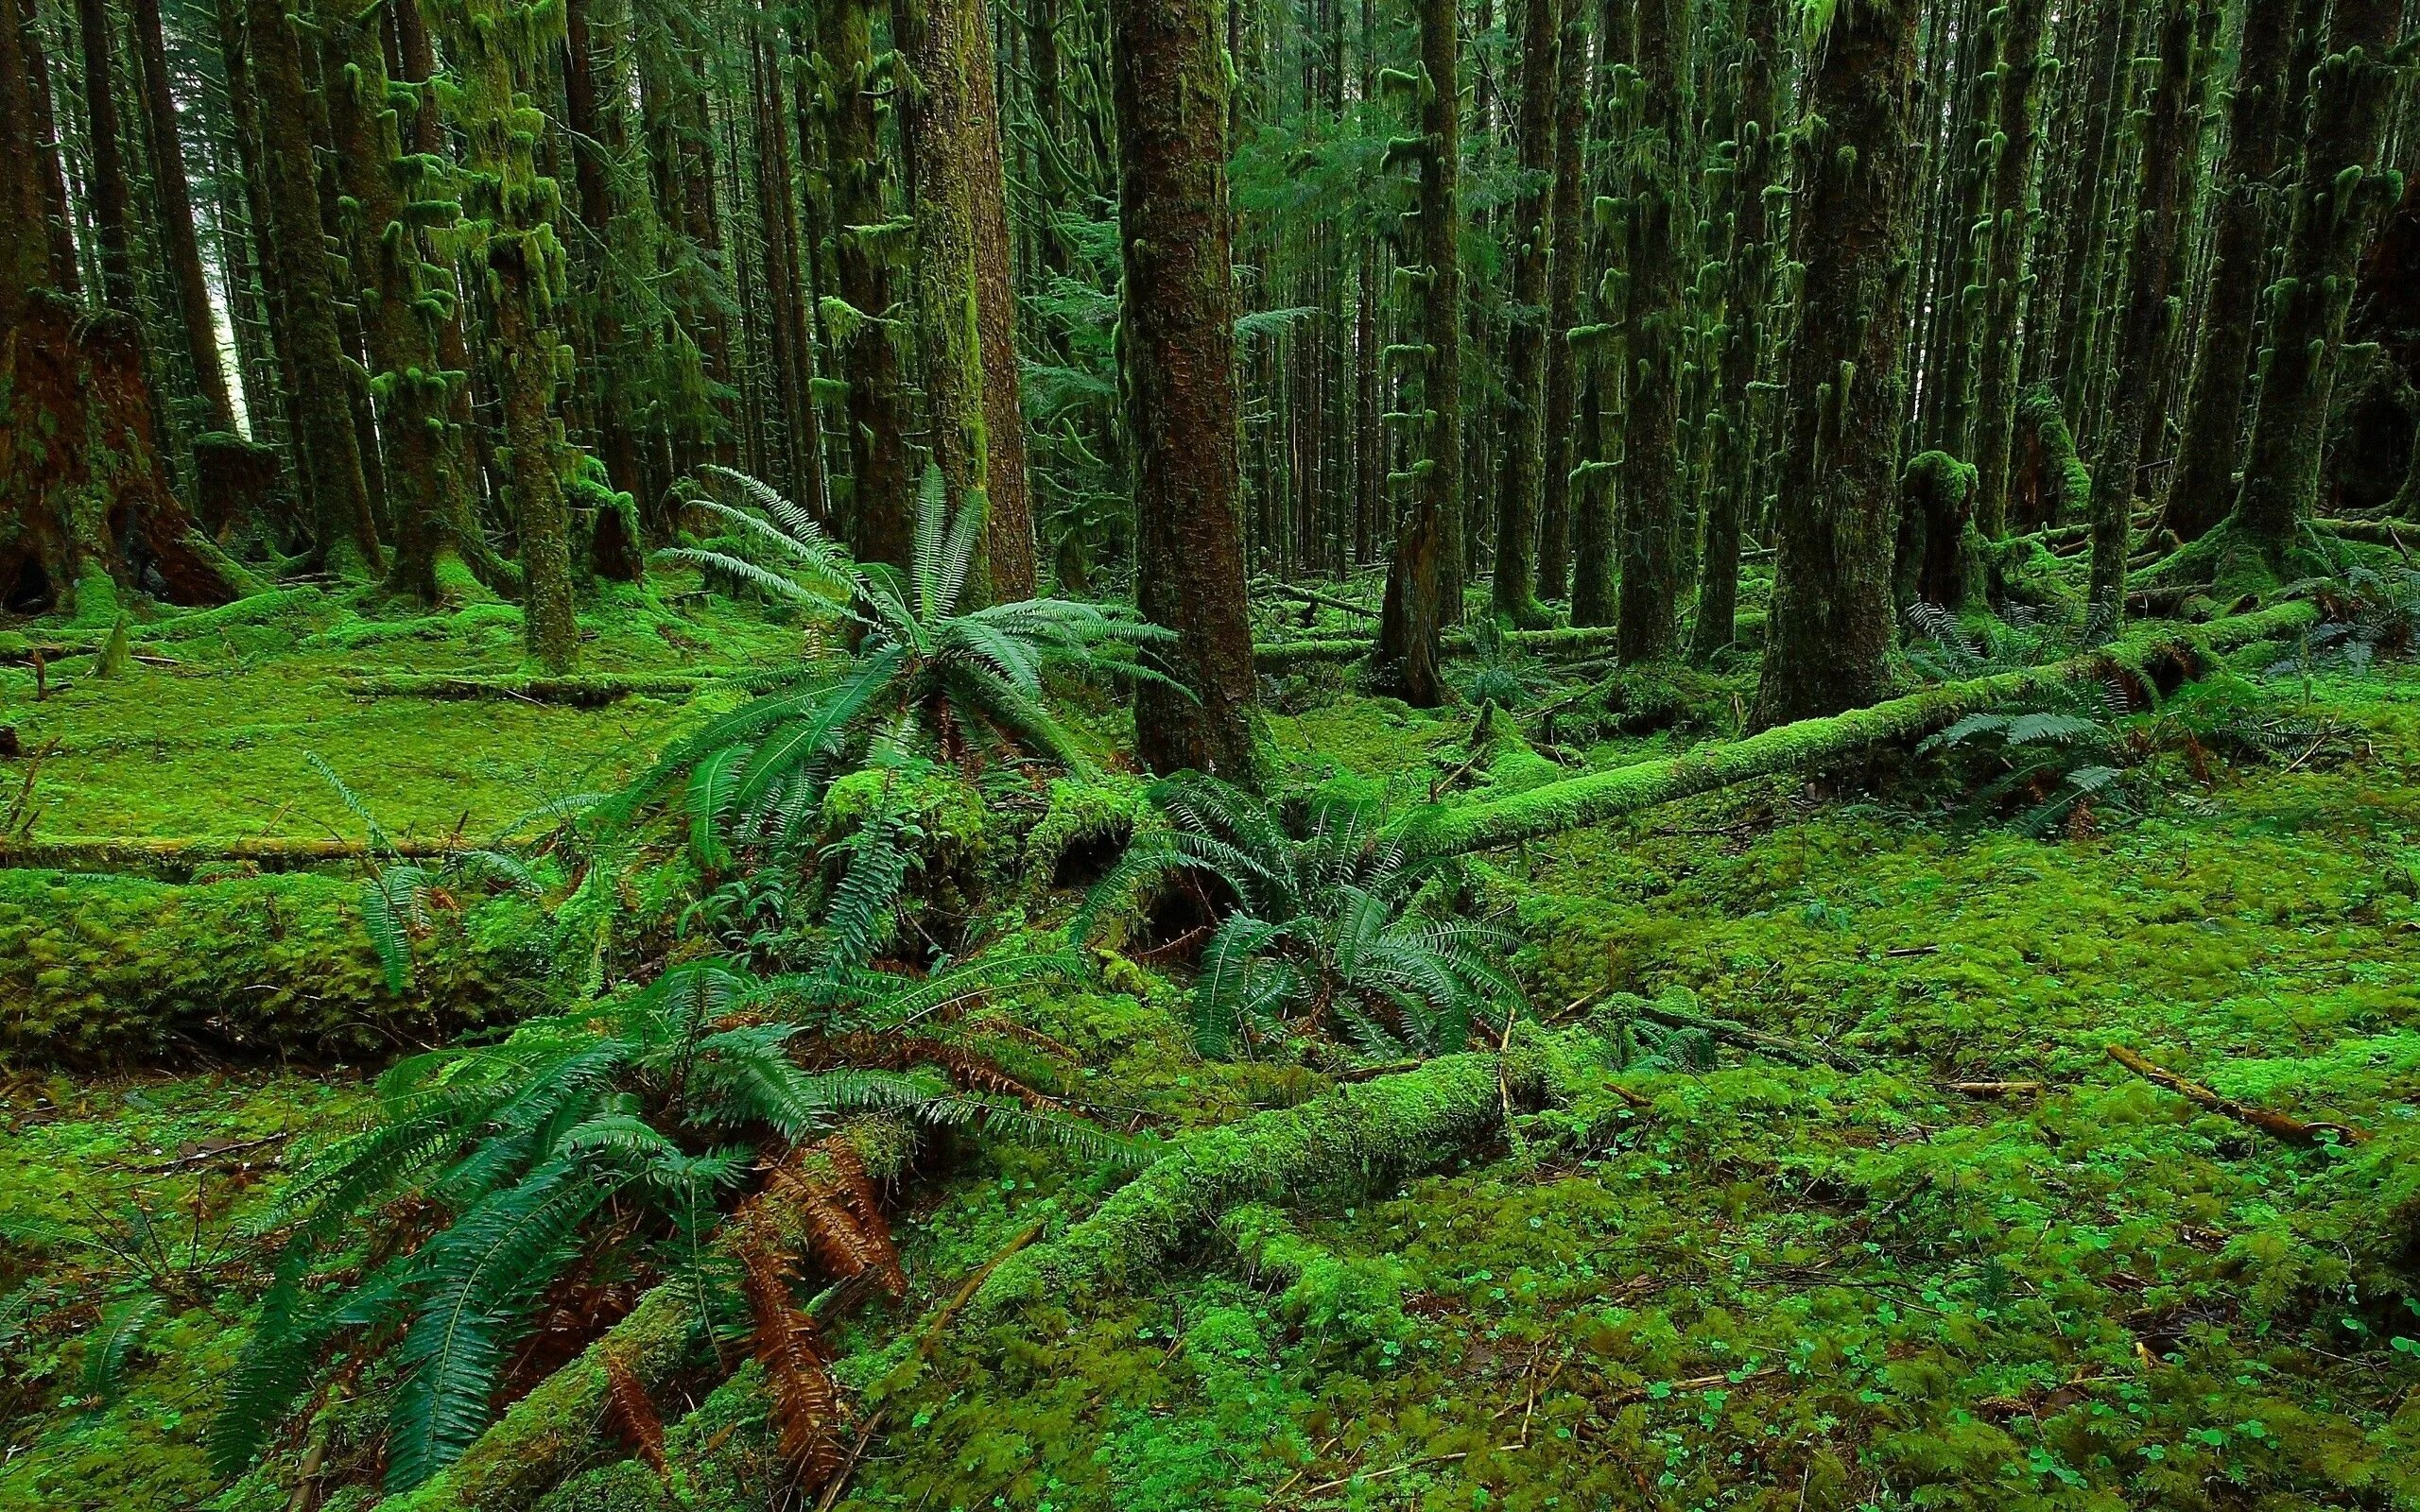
0 869 553 1064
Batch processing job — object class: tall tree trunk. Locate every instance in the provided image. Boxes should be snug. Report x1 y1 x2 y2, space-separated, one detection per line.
1967 0 2048 536
17 0 79 295
1753 0 1923 727
2224 0 2407 558
1115 0 1255 781
1689 0 1781 662
2087 0 2203 627
816 0 913 571
429 0 581 667
561 0 648 513
894 0 994 593
965 0 1035 599
2048 0 2136 436
318 0 481 602
246 0 381 574
1568 0 1630 630
2159 0 2304 541
1534 0 1585 602
1375 0 1463 703
76 0 138 310
1613 0 1685 664
1491 0 1558 627
130 0 236 432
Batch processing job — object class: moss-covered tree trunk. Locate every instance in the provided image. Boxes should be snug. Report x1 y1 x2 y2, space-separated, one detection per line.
1689 0 1781 663
1968 0 2048 537
2161 0 2305 542
1752 0 1923 728
895 0 994 593
2087 0 2202 627
1115 0 1256 782
430 0 582 668
246 0 383 575
2047 0 2135 434
1570 0 1631 629
1614 0 1685 665
75 0 138 311
130 0 236 433
1491 0 1559 627
559 0 648 516
814 0 914 571
1534 0 1587 602
964 0 1036 600
1375 0 1463 704
9 0 79 296
318 0 484 605
2224 0 2407 556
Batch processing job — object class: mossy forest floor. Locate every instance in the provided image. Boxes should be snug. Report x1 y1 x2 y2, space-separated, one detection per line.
2 576 2415 1511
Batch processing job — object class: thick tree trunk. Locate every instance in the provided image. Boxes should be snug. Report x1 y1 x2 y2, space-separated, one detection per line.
1614 0 1685 665
963 0 1035 600
1968 0 2048 537
2225 0 2406 555
1690 0 1781 664
815 0 913 572
246 0 382 575
560 0 648 515
430 0 581 667
1115 0 1256 782
1534 0 1586 602
2088 2 2203 627
1752 0 1923 728
130 0 237 433
1568 0 1630 629
894 0 994 594
76 0 138 311
1375 0 1463 703
1491 0 1559 628
2162 0 2306 542
318 0 482 603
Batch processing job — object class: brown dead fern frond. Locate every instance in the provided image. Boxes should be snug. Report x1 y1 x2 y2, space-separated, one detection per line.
735 1221 851 1487
602 1349 669 1482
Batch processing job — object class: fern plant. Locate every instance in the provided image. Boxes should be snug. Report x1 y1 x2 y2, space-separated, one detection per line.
212 948 1128 1491
308 754 544 993
1074 775 1524 1059
621 464 1180 849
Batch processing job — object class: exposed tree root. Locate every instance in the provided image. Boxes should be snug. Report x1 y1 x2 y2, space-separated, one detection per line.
2106 1044 2372 1146
1394 603 2320 858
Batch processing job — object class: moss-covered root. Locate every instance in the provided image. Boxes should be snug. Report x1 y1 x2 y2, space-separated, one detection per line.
1397 602 2321 858
976 1022 1615 1311
374 1288 698 1512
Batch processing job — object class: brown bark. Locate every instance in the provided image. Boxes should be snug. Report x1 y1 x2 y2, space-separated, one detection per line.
130 0 236 432
1115 0 1256 782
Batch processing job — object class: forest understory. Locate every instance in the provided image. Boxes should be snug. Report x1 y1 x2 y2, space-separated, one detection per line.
5 0 2420 1503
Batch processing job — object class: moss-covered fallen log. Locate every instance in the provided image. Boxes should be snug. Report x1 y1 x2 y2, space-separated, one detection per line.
0 834 479 874
372 1287 698 1512
0 868 551 1063
1395 603 2321 858
335 671 717 704
976 1022 1614 1309
1254 622 1637 671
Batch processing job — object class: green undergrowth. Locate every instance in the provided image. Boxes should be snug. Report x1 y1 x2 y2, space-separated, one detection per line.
0 576 797 842
830 662 2420 1511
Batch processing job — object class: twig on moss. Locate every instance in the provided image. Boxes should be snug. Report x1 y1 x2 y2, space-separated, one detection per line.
2105 1044 2371 1145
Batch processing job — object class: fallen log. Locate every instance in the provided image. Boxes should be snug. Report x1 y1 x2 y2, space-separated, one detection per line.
0 833 475 874
1261 581 1380 620
0 868 549 1065
335 671 717 705
2106 1043 2371 1146
1393 602 2320 858
976 1022 1615 1310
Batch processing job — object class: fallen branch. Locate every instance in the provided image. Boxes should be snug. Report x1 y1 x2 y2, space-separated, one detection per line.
1632 994 1865 1071
1261 581 1380 620
1947 1080 2047 1099
1393 602 2321 858
2105 1044 2371 1146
